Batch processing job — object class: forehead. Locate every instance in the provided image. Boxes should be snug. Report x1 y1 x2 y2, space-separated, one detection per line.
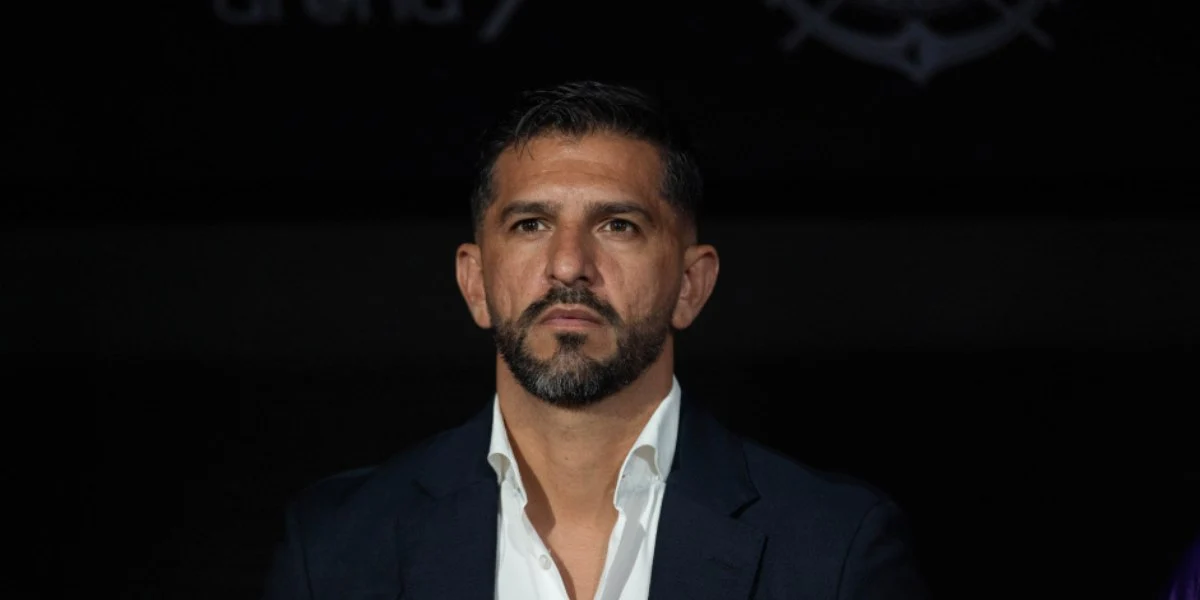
490 132 664 209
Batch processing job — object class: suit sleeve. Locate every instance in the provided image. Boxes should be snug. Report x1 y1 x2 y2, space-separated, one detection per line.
836 499 930 600
261 502 314 600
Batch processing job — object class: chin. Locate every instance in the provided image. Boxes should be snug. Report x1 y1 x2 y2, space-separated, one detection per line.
537 341 607 363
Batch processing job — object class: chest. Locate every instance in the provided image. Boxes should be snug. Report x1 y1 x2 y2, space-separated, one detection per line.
494 482 666 600
543 528 612 600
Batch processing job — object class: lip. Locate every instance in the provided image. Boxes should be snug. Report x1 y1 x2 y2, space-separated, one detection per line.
538 306 604 327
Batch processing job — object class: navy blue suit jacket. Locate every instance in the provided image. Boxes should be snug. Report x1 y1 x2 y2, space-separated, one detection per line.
262 395 929 600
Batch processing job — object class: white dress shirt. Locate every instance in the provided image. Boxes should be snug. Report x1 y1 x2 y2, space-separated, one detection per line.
487 376 682 600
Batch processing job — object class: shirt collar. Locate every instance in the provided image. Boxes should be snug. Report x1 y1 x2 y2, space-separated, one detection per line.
627 375 681 481
486 376 682 497
487 395 522 491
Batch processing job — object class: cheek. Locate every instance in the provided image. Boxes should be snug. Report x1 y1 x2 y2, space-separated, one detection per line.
612 256 680 320
485 255 543 316
651 258 685 315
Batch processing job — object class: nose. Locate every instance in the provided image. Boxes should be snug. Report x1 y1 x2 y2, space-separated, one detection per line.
545 225 599 287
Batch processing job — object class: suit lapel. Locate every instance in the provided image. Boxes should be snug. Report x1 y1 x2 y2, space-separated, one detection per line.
649 395 766 600
395 479 498 600
396 405 499 600
650 491 766 600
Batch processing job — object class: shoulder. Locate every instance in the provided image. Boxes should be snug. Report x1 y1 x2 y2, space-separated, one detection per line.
282 428 450 534
291 465 381 510
675 397 899 536
740 437 893 524
277 403 495 550
732 434 911 556
733 437 926 598
286 463 390 525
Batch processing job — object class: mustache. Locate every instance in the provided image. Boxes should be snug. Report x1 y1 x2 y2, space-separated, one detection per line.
518 286 622 329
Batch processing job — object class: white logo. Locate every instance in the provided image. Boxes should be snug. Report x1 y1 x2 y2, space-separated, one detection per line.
767 0 1055 83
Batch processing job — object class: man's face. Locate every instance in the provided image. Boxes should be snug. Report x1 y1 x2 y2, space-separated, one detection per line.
464 132 689 408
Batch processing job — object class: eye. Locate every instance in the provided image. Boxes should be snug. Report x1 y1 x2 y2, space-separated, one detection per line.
513 219 546 233
602 219 639 234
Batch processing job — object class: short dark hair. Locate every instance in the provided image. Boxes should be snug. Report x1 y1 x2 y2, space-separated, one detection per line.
469 81 702 239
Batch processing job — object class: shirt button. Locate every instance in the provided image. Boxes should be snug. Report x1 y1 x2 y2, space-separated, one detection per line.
538 554 552 570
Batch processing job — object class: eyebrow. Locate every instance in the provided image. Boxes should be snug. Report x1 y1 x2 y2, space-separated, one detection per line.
497 200 655 226
497 201 555 224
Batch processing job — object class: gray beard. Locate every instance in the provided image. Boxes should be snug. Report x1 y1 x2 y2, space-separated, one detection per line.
489 288 672 408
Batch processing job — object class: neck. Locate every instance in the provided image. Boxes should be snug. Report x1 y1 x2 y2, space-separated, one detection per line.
495 344 674 528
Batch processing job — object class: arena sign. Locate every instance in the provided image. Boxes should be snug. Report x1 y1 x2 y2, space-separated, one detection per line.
212 0 1054 82
212 0 527 41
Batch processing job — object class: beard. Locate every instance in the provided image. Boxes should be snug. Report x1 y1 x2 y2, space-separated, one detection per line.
490 285 672 409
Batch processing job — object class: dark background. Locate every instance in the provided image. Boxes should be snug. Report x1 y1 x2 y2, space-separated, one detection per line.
7 0 1200 598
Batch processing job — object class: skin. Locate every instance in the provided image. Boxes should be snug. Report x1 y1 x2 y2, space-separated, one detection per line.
455 131 719 600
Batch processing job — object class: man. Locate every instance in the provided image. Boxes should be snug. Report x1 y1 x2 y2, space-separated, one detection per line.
262 81 928 600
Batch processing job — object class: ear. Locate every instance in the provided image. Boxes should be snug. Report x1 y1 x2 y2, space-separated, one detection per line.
456 243 493 329
672 244 719 329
